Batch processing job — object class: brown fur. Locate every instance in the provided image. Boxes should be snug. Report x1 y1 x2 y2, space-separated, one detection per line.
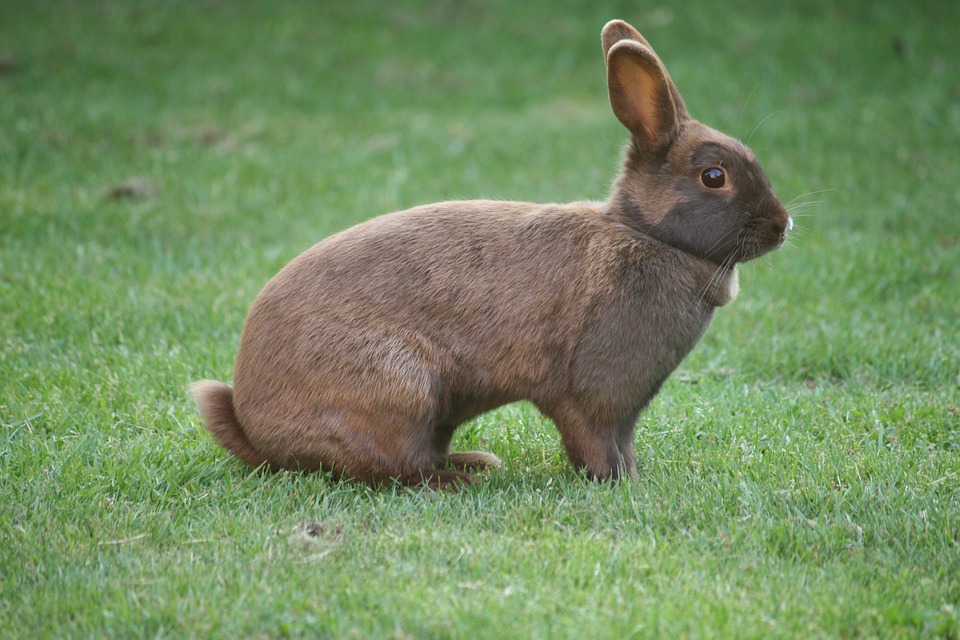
191 20 791 488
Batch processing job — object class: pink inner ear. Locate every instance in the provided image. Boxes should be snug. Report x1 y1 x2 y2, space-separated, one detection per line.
630 79 662 142
612 52 668 144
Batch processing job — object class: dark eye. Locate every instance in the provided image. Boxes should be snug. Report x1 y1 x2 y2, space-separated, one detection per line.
700 167 726 189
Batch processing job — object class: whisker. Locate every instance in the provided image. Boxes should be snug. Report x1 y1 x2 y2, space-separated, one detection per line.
700 226 741 260
738 83 761 140
786 198 824 207
783 188 836 207
781 232 808 250
786 202 822 211
786 208 821 217
696 250 737 308
747 110 782 146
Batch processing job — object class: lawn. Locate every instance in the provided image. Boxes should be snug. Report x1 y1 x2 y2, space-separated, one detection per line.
2 1 959 638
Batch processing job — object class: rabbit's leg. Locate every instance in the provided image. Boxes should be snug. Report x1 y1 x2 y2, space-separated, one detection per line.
447 451 502 471
615 423 639 480
428 419 502 472
561 430 624 481
546 402 631 480
341 450 474 489
399 468 474 490
278 408 464 487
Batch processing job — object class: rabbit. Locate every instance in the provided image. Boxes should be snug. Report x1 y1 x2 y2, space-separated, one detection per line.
191 19 791 489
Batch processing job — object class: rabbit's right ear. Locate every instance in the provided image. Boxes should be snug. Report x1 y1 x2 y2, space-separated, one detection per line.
601 19 653 58
605 38 688 152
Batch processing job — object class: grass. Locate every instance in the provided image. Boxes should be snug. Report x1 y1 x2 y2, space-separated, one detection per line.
2 0 959 637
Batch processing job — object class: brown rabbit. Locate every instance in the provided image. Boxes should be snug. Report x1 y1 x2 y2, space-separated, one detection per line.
191 20 791 488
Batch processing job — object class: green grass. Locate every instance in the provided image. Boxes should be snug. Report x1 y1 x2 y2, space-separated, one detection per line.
2 0 959 637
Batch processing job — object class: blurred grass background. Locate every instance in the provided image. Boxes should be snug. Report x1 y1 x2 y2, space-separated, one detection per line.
2 1 959 637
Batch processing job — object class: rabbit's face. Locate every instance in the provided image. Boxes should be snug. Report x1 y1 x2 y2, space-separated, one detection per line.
615 123 791 265
602 23 791 266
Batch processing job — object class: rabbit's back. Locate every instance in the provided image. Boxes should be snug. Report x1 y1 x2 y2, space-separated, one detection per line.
235 202 607 405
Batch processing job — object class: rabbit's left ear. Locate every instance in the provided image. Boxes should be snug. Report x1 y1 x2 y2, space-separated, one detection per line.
603 21 688 150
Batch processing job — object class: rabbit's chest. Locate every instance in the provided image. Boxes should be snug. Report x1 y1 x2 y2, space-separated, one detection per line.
570 283 714 405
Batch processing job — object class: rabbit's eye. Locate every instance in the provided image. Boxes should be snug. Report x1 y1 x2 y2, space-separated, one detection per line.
700 167 726 189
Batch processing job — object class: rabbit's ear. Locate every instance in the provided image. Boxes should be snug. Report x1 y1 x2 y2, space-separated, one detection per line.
605 38 689 150
601 19 653 58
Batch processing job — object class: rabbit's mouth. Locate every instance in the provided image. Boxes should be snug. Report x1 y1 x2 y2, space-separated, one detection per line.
737 212 791 262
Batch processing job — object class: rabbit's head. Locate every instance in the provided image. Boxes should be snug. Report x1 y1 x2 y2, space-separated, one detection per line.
603 20 791 265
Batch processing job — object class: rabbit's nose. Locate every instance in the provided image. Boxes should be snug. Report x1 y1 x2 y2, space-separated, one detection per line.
773 204 792 236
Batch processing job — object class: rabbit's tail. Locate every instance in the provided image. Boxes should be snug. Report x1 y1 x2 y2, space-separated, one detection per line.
190 380 269 469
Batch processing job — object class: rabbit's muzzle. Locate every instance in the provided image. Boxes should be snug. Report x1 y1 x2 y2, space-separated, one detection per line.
740 204 791 262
